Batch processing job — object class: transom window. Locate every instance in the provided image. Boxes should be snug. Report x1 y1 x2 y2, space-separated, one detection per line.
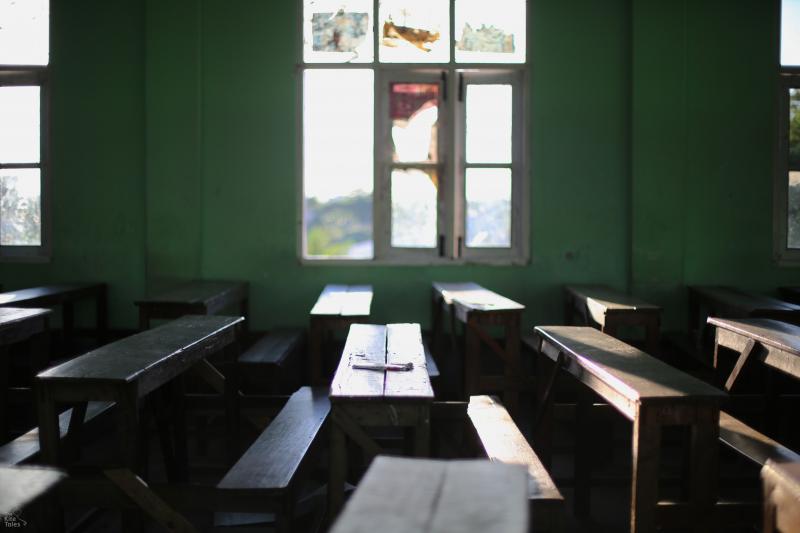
0 0 49 260
300 0 528 264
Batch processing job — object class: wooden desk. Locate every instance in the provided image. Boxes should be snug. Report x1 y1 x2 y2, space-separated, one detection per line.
0 307 51 438
0 283 107 344
762 460 800 533
309 284 372 386
431 282 524 412
36 315 244 479
329 456 528 533
0 464 65 515
134 280 248 330
533 326 726 533
688 286 800 360
328 323 433 519
564 285 661 355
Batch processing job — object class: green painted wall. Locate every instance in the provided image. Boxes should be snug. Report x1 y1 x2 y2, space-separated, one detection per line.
1 0 792 333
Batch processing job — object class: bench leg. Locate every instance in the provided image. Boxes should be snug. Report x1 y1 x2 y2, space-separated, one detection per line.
533 352 556 468
574 389 593 518
689 408 719 533
413 406 431 458
504 317 521 415
464 317 480 399
631 405 660 533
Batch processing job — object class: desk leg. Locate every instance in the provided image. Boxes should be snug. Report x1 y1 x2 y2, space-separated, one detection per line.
533 351 555 468
172 375 189 482
309 317 325 386
413 405 430 458
431 294 443 357
504 316 521 414
464 317 480 400
117 386 144 533
224 351 241 465
328 415 347 520
574 388 593 518
690 407 719 533
631 405 660 533
36 383 60 465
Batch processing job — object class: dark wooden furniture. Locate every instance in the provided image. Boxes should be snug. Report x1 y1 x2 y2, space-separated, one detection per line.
762 460 800 533
688 286 800 362
36 315 244 479
308 284 372 386
134 280 248 330
217 386 330 533
0 283 107 344
238 328 304 394
0 464 65 515
564 284 661 355
0 307 51 437
431 282 524 413
467 395 563 531
328 323 433 519
533 326 726 533
779 286 800 305
328 456 529 533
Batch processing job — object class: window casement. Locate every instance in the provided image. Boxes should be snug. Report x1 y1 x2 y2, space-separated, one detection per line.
0 0 50 261
774 0 800 264
299 0 528 265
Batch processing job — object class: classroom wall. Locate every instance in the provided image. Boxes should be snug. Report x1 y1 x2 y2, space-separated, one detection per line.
0 0 792 333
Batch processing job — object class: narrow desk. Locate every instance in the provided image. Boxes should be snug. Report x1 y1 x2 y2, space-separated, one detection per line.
329 456 528 533
533 326 726 533
36 315 244 479
762 460 800 533
0 283 107 344
134 280 249 330
564 285 661 355
0 307 52 437
688 286 800 360
328 323 433 519
0 464 65 516
309 284 372 386
431 282 524 412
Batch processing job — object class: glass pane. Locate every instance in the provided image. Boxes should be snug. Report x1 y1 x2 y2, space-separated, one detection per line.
0 169 41 246
0 86 40 164
455 0 525 64
783 0 800 66
391 168 437 248
0 0 48 66
390 83 439 163
789 172 800 249
466 168 511 248
303 69 374 259
790 88 800 170
466 84 512 164
304 0 373 63
379 0 449 63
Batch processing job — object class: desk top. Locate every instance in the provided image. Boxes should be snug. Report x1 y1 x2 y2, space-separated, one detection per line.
535 326 725 416
432 282 524 313
708 318 800 358
0 283 103 306
135 280 247 308
0 465 65 515
565 285 661 314
329 456 528 533
0 307 51 329
330 323 433 402
310 285 373 318
762 460 800 526
38 315 243 396
690 286 800 316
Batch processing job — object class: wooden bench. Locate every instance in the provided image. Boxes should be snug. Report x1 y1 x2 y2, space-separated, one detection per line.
134 280 249 330
0 283 107 345
533 326 726 533
238 328 304 394
308 284 372 385
563 284 661 355
0 464 65 516
216 386 330 533
762 460 800 533
467 395 563 531
329 456 529 533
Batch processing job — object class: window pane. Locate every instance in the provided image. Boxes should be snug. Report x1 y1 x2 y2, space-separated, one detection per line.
379 0 449 63
466 84 512 164
783 0 800 66
390 83 439 163
303 69 374 259
790 88 800 170
0 86 40 164
0 0 48 66
0 169 41 246
304 0 373 63
391 168 437 248
466 168 511 248
788 89 800 248
455 0 525 64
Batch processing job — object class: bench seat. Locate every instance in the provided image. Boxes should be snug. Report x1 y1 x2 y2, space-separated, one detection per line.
467 395 563 531
217 386 330 532
719 410 800 466
238 329 304 394
239 329 303 368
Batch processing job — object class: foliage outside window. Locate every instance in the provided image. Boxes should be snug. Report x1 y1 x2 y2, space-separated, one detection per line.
300 0 528 264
